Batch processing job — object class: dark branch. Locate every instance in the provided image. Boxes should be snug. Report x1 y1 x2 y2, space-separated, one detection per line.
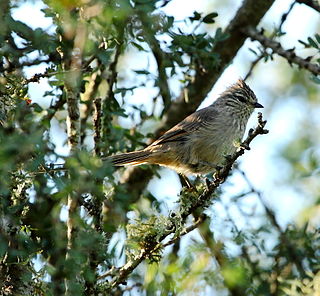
101 32 124 155
42 95 66 123
245 27 320 76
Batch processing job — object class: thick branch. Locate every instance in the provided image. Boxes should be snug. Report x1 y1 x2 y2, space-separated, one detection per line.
62 18 86 296
245 27 320 76
65 88 80 150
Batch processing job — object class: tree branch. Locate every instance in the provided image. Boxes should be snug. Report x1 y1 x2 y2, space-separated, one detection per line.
244 27 320 76
296 0 320 13
244 0 297 80
61 18 85 295
101 32 123 156
239 169 306 277
104 113 268 290
162 214 207 248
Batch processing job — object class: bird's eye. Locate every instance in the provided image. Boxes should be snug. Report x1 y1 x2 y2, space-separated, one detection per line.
234 95 246 103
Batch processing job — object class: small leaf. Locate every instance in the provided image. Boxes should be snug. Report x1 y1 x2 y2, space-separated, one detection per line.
202 12 218 24
214 28 229 42
164 16 174 30
189 11 202 21
32 103 43 112
96 49 111 64
249 48 258 55
315 33 320 44
307 37 319 49
133 70 150 75
298 39 309 47
131 41 146 52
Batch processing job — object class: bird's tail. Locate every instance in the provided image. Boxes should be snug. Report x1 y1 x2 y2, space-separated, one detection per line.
106 150 152 166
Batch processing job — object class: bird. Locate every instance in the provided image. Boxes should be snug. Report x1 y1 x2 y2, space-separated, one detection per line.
107 79 263 175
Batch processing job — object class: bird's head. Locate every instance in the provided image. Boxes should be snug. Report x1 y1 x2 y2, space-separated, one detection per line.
219 79 263 117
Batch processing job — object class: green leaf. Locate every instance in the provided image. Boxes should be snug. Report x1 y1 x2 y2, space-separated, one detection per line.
214 28 229 42
96 49 112 64
298 39 309 47
189 11 202 22
134 0 156 12
202 12 218 24
164 16 174 31
171 53 184 66
31 103 43 113
133 70 150 75
49 80 64 86
249 48 258 55
307 37 319 49
131 41 147 52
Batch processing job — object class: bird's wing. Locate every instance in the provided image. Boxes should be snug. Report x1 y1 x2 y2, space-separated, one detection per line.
150 107 217 146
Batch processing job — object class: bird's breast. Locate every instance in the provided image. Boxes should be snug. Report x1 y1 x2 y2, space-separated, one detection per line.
193 120 245 166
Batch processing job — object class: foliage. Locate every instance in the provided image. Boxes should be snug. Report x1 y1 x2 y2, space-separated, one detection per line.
0 0 319 295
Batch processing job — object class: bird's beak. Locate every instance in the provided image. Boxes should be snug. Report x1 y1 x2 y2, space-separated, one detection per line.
254 102 264 108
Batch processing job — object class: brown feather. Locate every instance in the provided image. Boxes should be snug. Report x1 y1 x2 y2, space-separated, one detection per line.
108 150 152 166
151 107 218 146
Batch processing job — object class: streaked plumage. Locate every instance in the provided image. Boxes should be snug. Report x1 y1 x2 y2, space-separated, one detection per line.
108 79 263 175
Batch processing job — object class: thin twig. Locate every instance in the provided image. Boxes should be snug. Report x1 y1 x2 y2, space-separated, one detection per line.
278 1 297 32
162 214 206 248
104 113 269 290
101 31 124 155
238 169 306 277
244 0 297 80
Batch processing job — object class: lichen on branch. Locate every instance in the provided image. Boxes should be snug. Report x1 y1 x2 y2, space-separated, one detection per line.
103 112 269 291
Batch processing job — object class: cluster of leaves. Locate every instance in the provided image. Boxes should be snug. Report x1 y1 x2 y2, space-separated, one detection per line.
299 33 320 52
